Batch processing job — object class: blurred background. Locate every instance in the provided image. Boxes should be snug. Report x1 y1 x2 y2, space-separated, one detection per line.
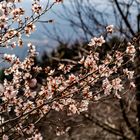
1 0 140 65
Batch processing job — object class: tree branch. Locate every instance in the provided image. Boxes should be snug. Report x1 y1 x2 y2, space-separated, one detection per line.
114 0 135 36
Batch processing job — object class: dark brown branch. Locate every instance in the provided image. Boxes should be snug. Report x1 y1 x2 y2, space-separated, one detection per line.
83 113 130 139
114 0 135 36
119 99 136 136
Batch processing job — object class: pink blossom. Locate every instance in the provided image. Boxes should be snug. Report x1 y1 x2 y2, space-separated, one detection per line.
126 42 136 54
2 135 8 140
88 36 105 47
106 25 114 33
102 78 112 95
112 78 123 91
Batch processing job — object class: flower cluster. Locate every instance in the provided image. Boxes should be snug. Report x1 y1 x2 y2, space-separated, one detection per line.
88 36 105 47
32 2 42 14
0 0 57 47
11 7 25 20
0 0 137 137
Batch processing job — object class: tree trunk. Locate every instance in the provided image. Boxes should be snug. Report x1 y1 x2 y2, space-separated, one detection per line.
135 36 140 140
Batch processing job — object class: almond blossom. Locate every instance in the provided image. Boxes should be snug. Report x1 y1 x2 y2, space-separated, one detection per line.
69 104 79 114
112 78 123 91
126 42 136 54
123 68 134 79
102 78 112 95
2 135 8 140
106 25 114 33
88 36 105 47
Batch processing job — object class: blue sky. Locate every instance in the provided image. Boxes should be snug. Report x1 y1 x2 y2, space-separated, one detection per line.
0 0 138 67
